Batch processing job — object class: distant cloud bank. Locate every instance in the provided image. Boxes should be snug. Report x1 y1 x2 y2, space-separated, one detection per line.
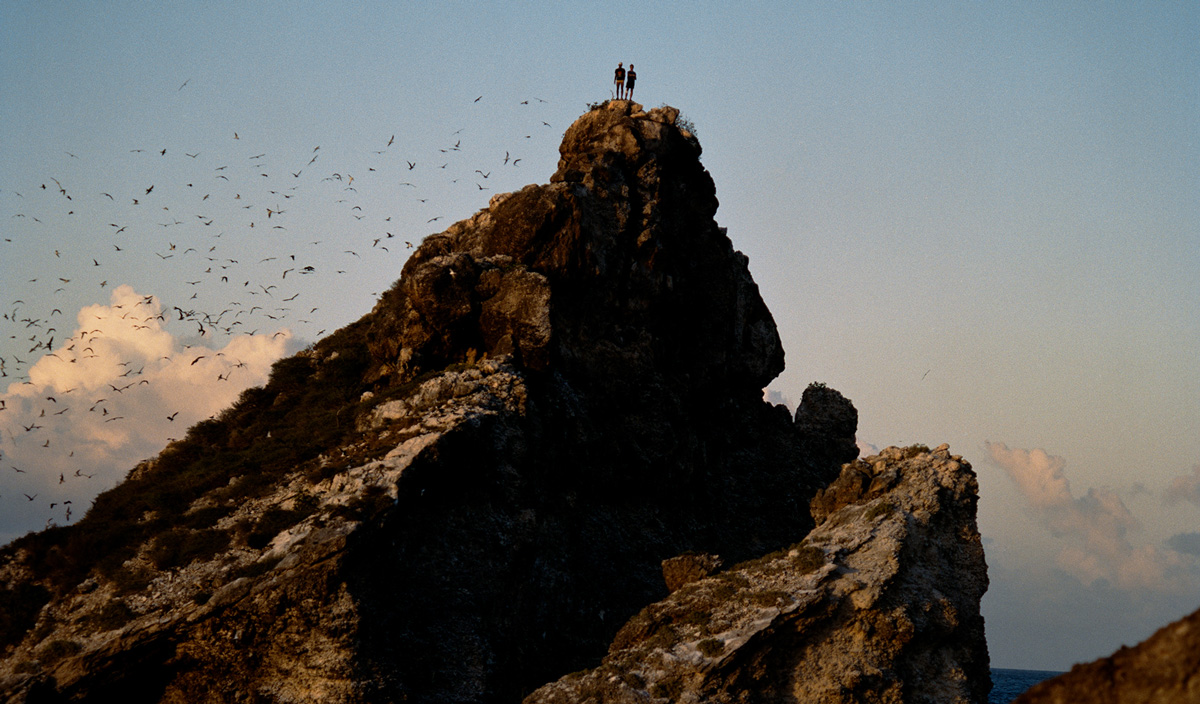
986 441 1195 594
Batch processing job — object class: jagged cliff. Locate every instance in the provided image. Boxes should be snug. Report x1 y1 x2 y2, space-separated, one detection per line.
0 101 988 703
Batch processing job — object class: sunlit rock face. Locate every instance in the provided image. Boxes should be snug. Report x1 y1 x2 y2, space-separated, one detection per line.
0 101 987 704
526 444 991 704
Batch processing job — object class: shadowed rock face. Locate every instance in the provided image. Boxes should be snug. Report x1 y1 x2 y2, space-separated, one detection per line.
526 444 991 704
1013 606 1200 704
0 102 860 704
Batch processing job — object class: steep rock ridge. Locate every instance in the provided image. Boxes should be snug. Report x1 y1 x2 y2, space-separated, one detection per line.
1013 606 1200 704
526 444 991 704
0 101 861 703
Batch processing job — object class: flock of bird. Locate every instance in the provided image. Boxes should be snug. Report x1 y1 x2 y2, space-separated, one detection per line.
1 88 564 536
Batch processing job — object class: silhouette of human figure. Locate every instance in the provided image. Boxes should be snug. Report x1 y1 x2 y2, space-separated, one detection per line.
614 62 626 99
625 65 637 100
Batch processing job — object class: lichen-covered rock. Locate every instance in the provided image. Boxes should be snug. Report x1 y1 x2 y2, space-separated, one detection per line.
1013 606 1200 704
526 444 991 704
662 553 723 594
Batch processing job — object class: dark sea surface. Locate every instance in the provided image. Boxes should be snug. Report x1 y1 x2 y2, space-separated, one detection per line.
989 668 1064 703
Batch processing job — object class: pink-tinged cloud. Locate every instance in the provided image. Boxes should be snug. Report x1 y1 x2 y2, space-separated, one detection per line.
1 285 293 543
1163 464 1200 507
986 441 1193 593
985 443 1072 511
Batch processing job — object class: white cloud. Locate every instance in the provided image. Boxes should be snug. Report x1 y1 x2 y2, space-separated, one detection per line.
986 441 1195 594
985 443 1072 511
1 285 292 543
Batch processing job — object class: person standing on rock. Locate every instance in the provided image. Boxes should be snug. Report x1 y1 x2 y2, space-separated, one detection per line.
625 64 637 100
614 62 626 99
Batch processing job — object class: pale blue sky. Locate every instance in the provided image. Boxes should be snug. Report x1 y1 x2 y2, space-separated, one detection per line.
2 1 1197 672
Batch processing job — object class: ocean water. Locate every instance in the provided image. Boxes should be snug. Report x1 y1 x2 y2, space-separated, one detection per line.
989 668 1063 703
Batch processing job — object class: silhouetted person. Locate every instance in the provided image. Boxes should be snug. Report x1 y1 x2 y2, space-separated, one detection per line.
626 65 636 100
614 62 626 99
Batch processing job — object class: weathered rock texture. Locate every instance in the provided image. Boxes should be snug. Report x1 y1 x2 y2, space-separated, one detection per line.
1013 605 1200 704
0 101 877 703
526 444 991 704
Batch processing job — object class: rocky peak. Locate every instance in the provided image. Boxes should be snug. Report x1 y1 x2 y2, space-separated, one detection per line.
365 99 782 400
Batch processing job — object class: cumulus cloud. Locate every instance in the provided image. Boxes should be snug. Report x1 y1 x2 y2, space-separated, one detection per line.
986 441 1193 593
1 285 293 543
1163 464 1200 507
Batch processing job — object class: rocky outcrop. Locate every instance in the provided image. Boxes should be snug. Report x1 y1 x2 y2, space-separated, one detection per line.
1013 606 1200 704
0 101 870 703
526 444 991 704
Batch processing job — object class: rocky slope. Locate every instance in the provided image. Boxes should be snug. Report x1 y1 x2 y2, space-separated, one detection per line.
526 444 990 704
0 101 851 703
0 100 988 703
1013 606 1200 704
